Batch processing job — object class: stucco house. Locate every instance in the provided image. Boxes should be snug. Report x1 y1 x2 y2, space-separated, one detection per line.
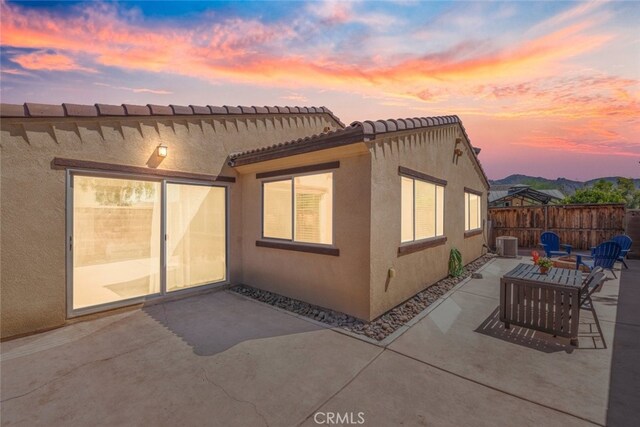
0 102 488 339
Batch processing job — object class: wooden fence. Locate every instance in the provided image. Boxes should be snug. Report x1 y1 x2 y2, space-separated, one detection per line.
626 209 640 259
488 203 626 250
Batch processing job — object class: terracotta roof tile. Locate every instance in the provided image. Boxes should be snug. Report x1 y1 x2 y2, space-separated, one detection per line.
190 105 210 115
228 124 362 166
25 103 65 117
170 105 192 115
1 102 344 126
123 104 150 116
148 104 173 115
96 103 126 116
224 105 242 114
0 103 28 117
209 106 227 114
62 103 98 117
229 114 488 187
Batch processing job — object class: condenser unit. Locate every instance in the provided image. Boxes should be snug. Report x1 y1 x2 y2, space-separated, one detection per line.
496 236 518 258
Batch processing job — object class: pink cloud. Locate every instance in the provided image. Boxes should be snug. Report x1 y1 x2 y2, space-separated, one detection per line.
93 82 172 95
12 51 97 73
1 0 637 179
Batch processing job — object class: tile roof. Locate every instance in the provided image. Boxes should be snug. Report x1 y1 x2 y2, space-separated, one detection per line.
228 115 489 187
229 115 461 160
228 114 489 188
0 103 345 127
227 124 363 165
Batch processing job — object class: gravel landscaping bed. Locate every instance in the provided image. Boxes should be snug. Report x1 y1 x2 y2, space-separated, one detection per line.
231 253 496 341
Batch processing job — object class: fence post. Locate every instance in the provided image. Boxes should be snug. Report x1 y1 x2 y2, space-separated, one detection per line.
544 205 548 231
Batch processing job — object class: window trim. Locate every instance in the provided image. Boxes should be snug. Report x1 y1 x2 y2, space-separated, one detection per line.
398 236 447 256
464 190 483 233
256 240 339 256
464 187 483 196
398 166 447 186
260 169 337 247
399 168 446 245
53 157 235 183
464 229 483 238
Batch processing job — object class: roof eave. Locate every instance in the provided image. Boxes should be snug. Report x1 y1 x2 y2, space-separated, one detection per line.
228 126 366 167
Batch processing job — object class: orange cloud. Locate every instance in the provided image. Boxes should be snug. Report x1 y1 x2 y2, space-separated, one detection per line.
1 0 637 178
0 1 617 88
11 51 97 73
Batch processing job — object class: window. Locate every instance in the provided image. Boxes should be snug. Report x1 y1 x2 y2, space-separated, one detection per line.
401 176 445 243
71 175 227 312
465 191 482 231
262 172 333 245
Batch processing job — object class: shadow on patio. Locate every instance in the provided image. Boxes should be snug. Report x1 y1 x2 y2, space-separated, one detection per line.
143 290 323 356
475 306 611 353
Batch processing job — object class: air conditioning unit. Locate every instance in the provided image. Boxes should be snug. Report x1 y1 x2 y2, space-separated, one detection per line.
496 236 518 258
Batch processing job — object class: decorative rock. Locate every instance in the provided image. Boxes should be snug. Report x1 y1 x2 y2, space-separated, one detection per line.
230 253 495 342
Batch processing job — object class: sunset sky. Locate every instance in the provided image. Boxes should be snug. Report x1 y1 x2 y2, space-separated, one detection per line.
1 0 638 180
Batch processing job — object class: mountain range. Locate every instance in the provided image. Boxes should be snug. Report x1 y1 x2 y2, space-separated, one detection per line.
489 175 640 195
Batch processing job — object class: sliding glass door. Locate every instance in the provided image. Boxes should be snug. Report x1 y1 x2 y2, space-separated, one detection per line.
166 183 226 292
70 173 227 314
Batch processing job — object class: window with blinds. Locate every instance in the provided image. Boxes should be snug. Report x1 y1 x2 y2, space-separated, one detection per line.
465 192 482 231
401 176 445 243
262 172 333 245
263 180 292 239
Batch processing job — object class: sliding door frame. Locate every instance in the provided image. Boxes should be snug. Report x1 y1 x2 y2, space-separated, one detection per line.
65 169 230 318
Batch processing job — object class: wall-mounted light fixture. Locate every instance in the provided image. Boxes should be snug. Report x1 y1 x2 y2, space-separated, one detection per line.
453 138 463 164
157 145 168 158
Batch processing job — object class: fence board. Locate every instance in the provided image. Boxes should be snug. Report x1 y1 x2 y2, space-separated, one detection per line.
626 209 640 259
489 204 625 250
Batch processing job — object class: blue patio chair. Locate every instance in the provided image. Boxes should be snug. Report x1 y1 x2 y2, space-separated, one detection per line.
540 231 572 258
581 241 622 278
611 235 632 269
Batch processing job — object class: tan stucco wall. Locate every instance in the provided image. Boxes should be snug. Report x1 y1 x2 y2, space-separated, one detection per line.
239 154 372 320
368 125 488 319
0 113 340 338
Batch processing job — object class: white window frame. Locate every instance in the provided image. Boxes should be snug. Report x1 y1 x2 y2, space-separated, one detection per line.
261 171 335 246
401 176 446 243
464 191 482 231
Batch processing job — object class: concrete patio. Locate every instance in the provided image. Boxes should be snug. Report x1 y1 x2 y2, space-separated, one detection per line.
1 258 638 426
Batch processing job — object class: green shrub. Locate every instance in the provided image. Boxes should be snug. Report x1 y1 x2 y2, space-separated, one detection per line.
449 248 464 277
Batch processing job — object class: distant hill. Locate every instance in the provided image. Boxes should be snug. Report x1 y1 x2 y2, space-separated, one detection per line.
490 175 640 195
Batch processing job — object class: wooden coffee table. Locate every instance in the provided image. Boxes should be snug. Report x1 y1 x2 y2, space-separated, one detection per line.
500 263 583 345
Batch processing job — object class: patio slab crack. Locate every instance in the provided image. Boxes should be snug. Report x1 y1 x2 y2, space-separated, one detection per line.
385 347 604 426
201 368 269 427
297 348 385 426
0 336 169 404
